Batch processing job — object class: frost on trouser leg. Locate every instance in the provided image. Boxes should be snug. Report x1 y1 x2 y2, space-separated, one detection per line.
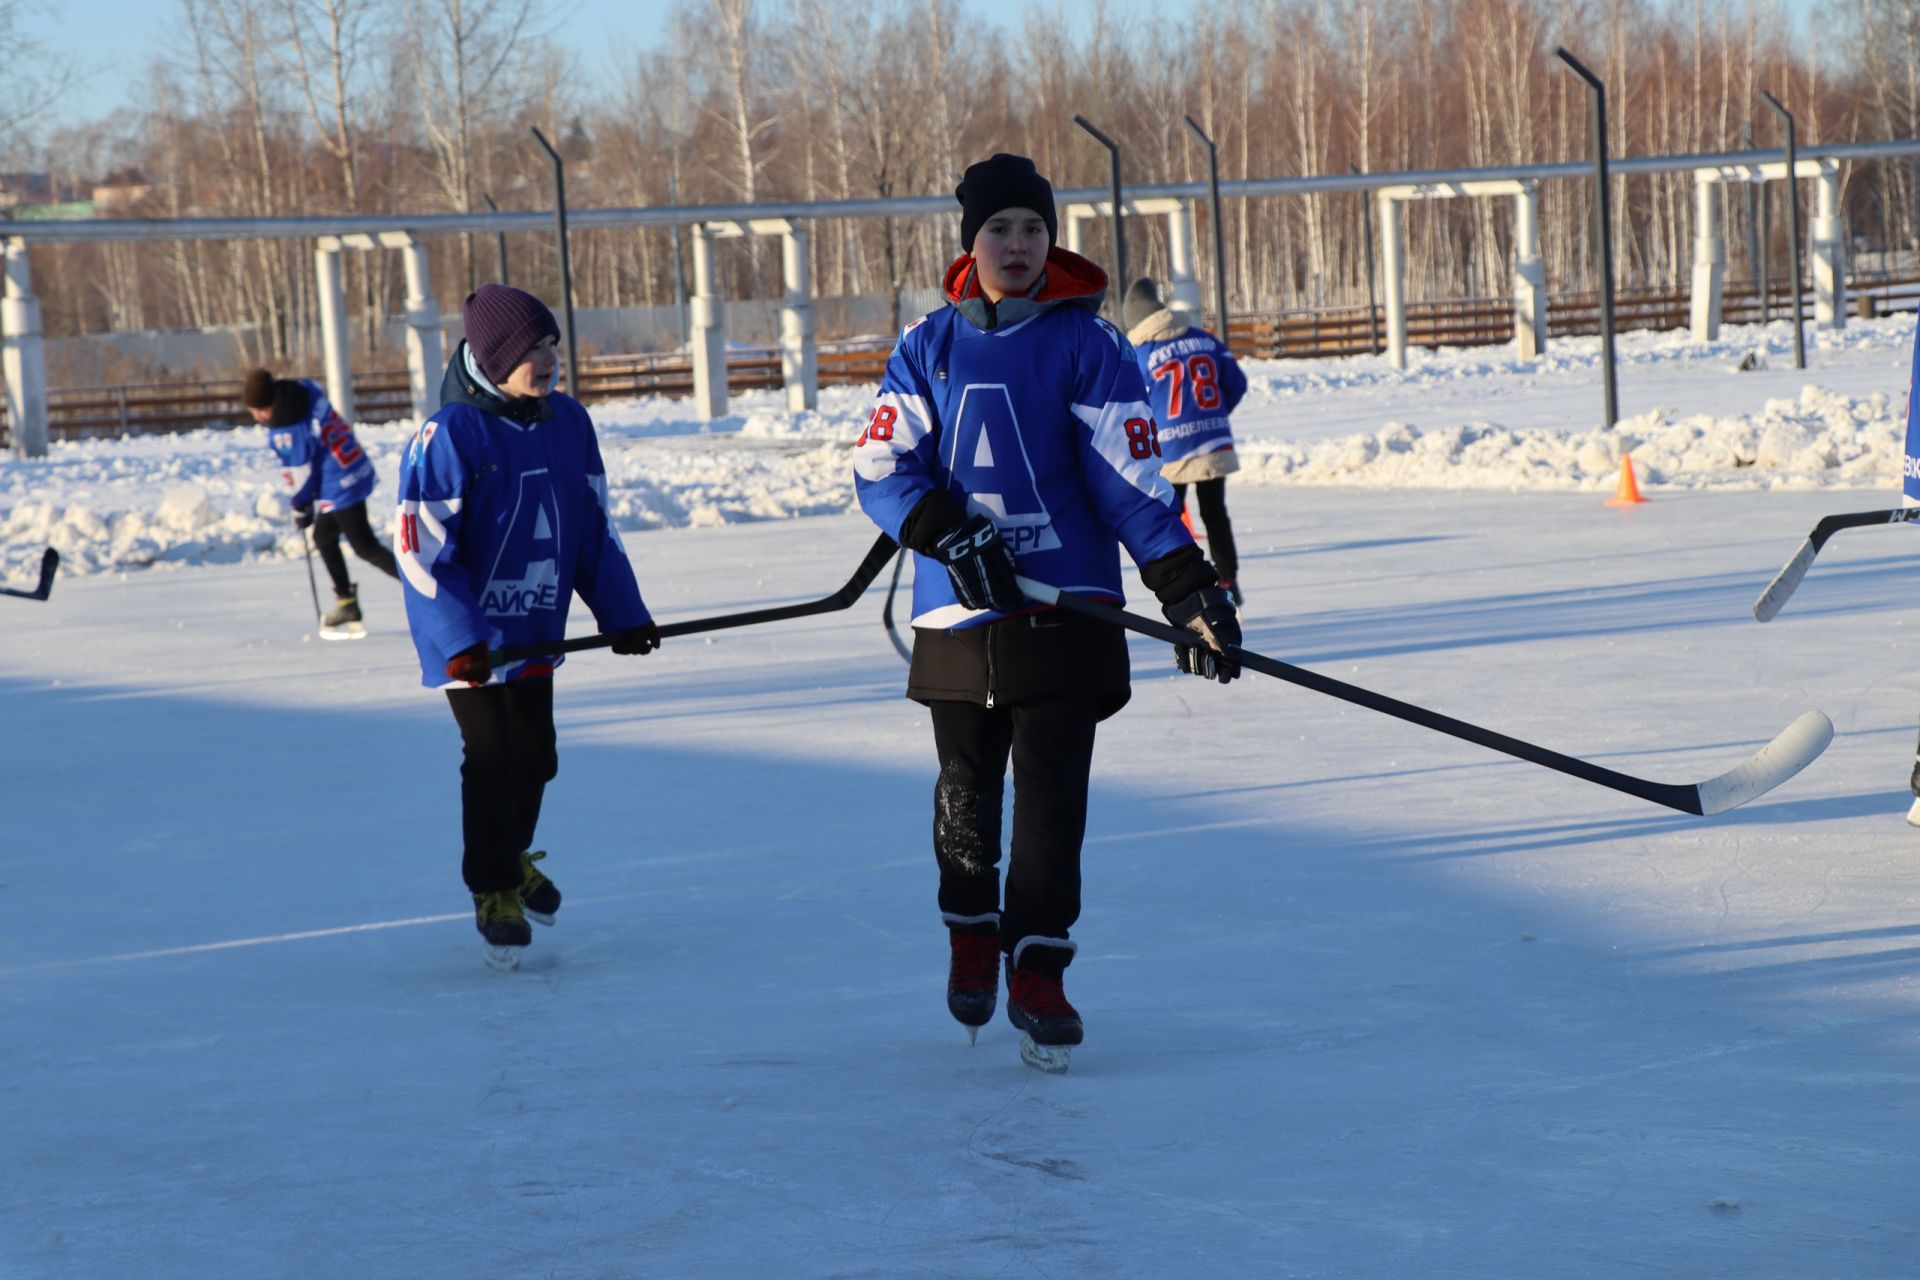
934 763 1002 880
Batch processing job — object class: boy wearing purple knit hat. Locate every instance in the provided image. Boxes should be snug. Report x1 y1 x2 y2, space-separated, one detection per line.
397 284 661 970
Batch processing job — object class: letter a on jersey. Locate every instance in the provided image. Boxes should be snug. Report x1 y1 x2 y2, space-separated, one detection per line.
945 384 1060 555
481 469 563 617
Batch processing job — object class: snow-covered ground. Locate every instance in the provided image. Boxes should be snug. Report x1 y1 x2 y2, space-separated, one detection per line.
4 316 1920 1277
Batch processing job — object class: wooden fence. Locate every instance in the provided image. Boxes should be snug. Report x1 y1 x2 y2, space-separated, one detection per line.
5 273 1916 446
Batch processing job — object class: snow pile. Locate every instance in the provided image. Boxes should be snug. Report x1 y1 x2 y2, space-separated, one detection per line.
1 315 1912 584
1239 384 1900 492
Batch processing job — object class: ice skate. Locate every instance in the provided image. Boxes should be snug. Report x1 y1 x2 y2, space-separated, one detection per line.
473 888 531 971
519 850 561 925
319 584 366 640
1908 797 1920 828
1006 964 1082 1074
946 931 1000 1044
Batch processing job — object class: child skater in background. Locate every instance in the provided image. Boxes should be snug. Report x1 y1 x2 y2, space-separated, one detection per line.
853 153 1241 1072
1122 277 1249 603
242 367 400 635
396 284 662 970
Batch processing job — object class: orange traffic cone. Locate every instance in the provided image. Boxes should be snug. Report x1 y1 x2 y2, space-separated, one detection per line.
1605 454 1648 506
1181 504 1202 539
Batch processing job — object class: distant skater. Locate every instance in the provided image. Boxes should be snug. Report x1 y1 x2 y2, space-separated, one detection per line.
1123 278 1250 603
396 284 661 970
242 368 399 635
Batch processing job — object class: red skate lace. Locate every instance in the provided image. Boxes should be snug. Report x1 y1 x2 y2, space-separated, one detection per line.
950 935 999 989
1011 971 1078 1018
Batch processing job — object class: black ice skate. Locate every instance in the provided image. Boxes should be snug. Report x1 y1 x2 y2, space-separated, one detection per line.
473 888 531 970
319 583 366 641
519 850 561 925
1007 963 1083 1074
946 931 1000 1043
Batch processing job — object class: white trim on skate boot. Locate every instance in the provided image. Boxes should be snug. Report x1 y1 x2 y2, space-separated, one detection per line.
482 943 522 971
318 621 368 641
1907 797 1920 827
1018 1034 1071 1074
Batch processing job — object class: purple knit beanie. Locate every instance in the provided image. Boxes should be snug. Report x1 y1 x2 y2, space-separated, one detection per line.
462 284 560 384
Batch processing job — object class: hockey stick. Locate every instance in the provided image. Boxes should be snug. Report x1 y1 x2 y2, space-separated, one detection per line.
490 530 901 664
1016 575 1832 817
881 548 913 663
1751 507 1920 622
298 522 323 623
0 547 58 602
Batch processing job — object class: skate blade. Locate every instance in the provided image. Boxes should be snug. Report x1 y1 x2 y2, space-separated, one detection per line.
966 1025 978 1046
318 623 368 641
1018 1034 1071 1074
482 944 522 972
524 908 556 927
1908 797 1920 828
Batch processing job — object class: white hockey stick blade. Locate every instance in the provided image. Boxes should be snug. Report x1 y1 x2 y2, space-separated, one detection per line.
1691 711 1834 816
1751 539 1817 622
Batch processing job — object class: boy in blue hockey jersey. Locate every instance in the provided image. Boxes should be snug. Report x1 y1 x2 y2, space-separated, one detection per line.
1123 277 1249 602
396 284 661 970
242 367 399 629
853 153 1241 1070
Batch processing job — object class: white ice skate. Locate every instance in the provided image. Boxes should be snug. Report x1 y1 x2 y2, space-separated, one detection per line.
1907 797 1920 827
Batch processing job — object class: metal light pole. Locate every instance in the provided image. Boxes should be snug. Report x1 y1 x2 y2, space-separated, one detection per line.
481 194 509 285
1556 47 1620 428
1352 164 1381 355
1762 90 1807 370
1184 116 1231 342
530 127 580 395
1073 115 1126 309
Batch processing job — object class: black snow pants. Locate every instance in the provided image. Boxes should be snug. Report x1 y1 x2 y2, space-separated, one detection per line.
313 501 400 596
929 693 1103 974
446 678 559 894
1173 478 1237 585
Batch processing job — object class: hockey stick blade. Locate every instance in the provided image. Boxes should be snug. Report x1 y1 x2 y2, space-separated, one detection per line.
1752 507 1920 622
0 547 58 602
491 531 899 664
1017 575 1832 817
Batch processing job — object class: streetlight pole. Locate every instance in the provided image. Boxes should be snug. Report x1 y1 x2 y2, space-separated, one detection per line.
1073 115 1126 310
1556 47 1620 428
1183 116 1231 343
1761 90 1807 370
530 127 580 396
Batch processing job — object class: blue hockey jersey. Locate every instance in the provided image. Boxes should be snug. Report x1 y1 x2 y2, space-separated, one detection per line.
1131 319 1246 466
853 248 1194 629
395 345 651 688
1905 322 1920 510
267 379 376 512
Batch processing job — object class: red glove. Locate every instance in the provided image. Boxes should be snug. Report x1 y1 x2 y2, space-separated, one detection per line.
610 622 662 655
444 643 492 685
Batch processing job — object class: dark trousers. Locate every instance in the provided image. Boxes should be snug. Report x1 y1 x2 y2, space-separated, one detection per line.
1174 478 1237 583
929 694 1102 971
446 679 558 894
314 502 400 596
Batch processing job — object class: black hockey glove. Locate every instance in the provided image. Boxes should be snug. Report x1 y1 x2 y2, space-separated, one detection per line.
610 621 662 655
935 514 1025 614
292 504 315 530
1163 586 1241 683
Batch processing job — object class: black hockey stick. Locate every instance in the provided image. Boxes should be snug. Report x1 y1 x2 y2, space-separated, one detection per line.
298 522 323 623
1017 575 1832 817
490 530 900 664
0 547 58 602
1752 506 1920 621
881 548 912 663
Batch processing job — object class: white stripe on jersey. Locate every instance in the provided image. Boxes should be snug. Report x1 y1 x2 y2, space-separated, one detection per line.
396 496 463 598
852 391 935 483
1071 399 1175 501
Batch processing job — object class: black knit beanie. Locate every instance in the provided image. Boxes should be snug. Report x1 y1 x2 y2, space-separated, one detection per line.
462 284 561 385
1122 278 1164 332
955 153 1057 252
241 368 276 409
